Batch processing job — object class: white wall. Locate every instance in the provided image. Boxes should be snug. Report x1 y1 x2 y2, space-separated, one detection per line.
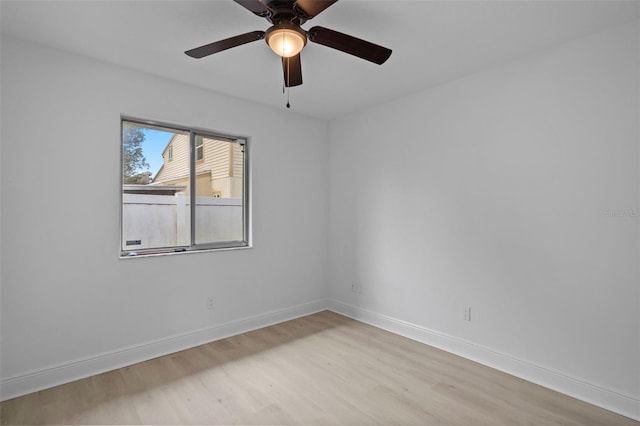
328 21 640 418
2 19 639 420
0 36 328 397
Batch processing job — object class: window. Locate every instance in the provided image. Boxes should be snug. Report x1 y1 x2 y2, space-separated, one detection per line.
121 118 249 257
196 137 204 161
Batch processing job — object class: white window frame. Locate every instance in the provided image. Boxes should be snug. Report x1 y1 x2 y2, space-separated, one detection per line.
120 117 251 257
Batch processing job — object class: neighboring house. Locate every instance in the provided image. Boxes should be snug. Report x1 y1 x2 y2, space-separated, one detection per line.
152 133 243 198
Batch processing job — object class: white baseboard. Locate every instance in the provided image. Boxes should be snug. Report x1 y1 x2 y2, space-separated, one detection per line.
327 298 640 422
4 297 639 422
0 299 327 402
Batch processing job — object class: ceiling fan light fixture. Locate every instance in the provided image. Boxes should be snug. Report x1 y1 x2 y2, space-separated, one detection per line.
265 25 306 58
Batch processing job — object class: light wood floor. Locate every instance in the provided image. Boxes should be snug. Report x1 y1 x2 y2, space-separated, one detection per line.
1 311 637 425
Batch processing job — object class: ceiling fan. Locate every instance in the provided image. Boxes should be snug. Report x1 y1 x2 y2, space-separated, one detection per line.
184 0 392 88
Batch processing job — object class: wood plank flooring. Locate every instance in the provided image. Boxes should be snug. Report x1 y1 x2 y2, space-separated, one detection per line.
1 310 637 425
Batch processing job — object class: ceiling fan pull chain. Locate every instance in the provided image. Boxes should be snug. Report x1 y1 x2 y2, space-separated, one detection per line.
285 56 291 108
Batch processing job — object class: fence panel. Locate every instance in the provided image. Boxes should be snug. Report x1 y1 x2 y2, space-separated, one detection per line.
122 193 242 251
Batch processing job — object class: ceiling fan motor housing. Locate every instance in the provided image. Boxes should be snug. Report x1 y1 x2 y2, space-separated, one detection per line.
263 0 308 24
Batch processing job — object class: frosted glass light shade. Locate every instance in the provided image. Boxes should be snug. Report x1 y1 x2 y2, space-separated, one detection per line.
267 28 306 58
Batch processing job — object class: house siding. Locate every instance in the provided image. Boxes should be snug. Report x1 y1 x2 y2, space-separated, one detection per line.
153 133 243 198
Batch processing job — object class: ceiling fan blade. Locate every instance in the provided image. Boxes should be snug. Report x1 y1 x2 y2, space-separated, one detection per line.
308 26 391 65
294 0 338 19
185 31 265 58
233 0 271 17
282 54 303 87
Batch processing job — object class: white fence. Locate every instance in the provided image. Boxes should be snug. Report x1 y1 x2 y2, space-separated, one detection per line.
122 193 243 250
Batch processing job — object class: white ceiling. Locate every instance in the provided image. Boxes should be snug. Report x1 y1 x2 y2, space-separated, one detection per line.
1 0 638 120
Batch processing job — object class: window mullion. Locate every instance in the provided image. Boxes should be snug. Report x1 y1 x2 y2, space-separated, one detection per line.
189 131 196 248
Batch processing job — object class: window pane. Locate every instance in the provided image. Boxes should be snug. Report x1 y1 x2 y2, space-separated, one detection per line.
121 121 190 252
195 136 204 161
194 135 245 245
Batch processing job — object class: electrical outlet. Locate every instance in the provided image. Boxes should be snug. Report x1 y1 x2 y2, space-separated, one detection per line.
207 297 215 310
463 306 471 322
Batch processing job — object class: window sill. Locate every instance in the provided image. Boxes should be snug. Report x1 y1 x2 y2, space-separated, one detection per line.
120 244 251 259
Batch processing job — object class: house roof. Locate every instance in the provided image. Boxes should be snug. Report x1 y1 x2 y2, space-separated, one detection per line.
123 184 187 196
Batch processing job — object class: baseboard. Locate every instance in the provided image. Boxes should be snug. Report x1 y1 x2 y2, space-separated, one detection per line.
0 299 327 402
4 298 639 421
327 298 640 422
